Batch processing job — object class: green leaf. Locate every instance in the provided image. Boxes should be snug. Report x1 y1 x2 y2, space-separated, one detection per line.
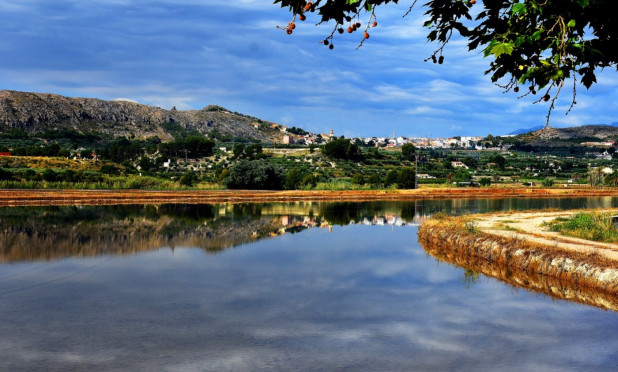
567 19 576 28
489 42 514 57
365 2 372 11
576 0 589 7
531 30 542 41
551 70 565 81
515 36 526 47
483 39 499 57
512 3 527 15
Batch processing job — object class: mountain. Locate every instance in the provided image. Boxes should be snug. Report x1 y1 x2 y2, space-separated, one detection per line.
507 125 544 135
0 90 284 142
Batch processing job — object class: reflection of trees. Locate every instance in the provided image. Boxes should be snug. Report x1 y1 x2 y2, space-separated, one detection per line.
158 204 215 222
400 204 417 220
0 201 424 263
319 202 422 226
320 203 363 225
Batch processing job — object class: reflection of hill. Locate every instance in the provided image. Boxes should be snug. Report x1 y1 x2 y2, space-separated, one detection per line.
423 241 618 312
0 202 423 263
0 205 283 262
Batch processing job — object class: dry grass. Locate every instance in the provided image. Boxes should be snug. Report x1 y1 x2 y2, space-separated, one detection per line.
0 156 109 171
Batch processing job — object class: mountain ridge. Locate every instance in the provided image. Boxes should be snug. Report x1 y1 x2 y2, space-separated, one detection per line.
0 90 282 142
508 123 618 137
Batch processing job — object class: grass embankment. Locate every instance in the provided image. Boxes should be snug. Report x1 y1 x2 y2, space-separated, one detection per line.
547 212 618 244
418 213 618 310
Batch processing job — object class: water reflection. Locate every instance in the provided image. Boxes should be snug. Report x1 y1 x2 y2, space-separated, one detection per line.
1 198 617 371
2 197 618 263
0 202 427 262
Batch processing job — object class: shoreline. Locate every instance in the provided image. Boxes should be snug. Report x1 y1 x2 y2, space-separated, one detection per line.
418 211 618 310
1 187 618 206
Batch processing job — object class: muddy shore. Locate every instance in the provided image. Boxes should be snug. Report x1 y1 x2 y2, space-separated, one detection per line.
1 187 618 206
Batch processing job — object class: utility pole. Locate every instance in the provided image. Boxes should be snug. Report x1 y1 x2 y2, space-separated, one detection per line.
415 154 418 189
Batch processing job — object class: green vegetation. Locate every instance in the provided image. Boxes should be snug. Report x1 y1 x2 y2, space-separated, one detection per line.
322 138 361 160
1 123 617 190
548 212 618 243
401 143 416 161
286 126 308 135
233 143 265 160
224 160 285 190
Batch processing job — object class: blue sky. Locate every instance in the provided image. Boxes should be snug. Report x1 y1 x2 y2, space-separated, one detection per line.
1 0 616 138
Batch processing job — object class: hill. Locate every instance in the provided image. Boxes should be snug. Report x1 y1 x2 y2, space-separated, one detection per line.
0 90 284 142
509 124 618 140
530 125 618 141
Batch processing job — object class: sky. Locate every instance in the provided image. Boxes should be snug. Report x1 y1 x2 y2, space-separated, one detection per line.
0 0 617 138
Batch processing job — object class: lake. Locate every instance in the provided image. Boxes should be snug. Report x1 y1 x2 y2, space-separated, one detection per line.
1 197 617 371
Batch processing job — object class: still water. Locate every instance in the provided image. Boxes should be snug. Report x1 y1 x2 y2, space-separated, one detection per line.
1 198 617 371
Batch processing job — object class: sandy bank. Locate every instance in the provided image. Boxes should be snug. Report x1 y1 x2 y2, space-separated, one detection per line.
418 210 618 310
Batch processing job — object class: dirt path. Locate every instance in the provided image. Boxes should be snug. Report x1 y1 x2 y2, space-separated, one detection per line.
474 210 618 262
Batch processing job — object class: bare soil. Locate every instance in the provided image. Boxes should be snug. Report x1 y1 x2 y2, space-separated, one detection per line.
475 210 618 263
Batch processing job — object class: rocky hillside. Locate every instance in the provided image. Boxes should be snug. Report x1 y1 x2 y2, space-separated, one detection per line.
0 90 284 142
530 125 618 141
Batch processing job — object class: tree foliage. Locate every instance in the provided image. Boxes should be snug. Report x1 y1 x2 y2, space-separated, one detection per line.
275 0 617 125
233 143 265 160
225 160 285 190
322 138 362 160
159 136 215 159
401 143 416 161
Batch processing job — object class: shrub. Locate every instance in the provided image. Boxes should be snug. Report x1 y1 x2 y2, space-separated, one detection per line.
301 174 317 188
285 168 304 190
385 169 399 186
352 173 364 185
397 167 416 189
368 174 381 187
225 160 285 190
23 169 37 181
100 164 121 175
0 168 12 181
42 168 57 182
179 171 196 187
